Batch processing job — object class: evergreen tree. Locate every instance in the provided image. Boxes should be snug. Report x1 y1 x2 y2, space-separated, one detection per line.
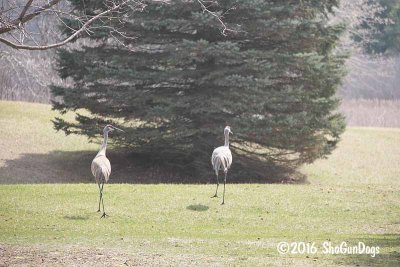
357 0 400 54
52 0 346 181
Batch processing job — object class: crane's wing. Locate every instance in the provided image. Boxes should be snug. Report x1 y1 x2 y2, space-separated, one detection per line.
211 146 232 171
91 156 111 183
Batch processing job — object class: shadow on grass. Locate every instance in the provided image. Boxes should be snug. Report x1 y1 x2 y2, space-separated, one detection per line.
0 150 139 184
0 150 305 184
331 234 400 266
63 215 89 220
186 204 209 212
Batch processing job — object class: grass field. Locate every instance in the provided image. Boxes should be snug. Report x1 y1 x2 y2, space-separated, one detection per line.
1 101 400 266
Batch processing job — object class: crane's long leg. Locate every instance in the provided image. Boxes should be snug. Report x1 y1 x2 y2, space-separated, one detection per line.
212 172 219 198
100 181 108 218
97 183 102 212
222 172 227 205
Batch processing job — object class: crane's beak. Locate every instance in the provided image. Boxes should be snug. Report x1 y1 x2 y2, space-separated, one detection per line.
230 131 233 135
113 126 124 132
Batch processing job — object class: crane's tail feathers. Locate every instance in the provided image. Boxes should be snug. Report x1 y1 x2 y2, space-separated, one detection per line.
213 156 228 174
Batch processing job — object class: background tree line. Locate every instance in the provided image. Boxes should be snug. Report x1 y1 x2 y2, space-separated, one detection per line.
1 0 399 103
0 0 399 181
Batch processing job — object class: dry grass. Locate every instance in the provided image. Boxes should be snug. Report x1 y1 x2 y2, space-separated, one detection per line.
340 99 400 128
0 101 98 183
302 127 400 185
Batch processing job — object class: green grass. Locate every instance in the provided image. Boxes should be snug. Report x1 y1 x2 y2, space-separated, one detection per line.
1 184 399 266
0 101 400 266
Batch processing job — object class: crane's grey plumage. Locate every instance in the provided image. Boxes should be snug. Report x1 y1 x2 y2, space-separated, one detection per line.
211 126 233 205
91 124 123 218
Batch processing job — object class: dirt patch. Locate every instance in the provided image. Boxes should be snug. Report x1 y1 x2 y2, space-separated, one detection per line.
0 244 225 267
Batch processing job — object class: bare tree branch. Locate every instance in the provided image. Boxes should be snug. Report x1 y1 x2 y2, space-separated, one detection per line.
0 0 233 51
196 0 236 36
18 0 34 21
0 0 63 35
0 0 136 50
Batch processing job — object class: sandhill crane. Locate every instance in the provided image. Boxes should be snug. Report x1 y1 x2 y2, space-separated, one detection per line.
211 126 233 205
91 124 123 218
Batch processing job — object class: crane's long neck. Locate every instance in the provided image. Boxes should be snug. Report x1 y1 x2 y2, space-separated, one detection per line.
97 131 108 156
224 131 229 147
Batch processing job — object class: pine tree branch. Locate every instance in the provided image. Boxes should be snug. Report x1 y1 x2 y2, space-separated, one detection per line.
196 0 236 36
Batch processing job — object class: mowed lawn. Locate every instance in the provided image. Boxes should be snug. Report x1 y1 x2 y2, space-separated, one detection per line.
0 101 400 266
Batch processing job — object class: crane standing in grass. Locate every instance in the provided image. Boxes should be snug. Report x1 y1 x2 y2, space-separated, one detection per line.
91 124 124 218
211 126 233 205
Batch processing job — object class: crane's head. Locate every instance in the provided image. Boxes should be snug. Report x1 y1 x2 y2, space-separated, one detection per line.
103 124 124 133
224 126 233 135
